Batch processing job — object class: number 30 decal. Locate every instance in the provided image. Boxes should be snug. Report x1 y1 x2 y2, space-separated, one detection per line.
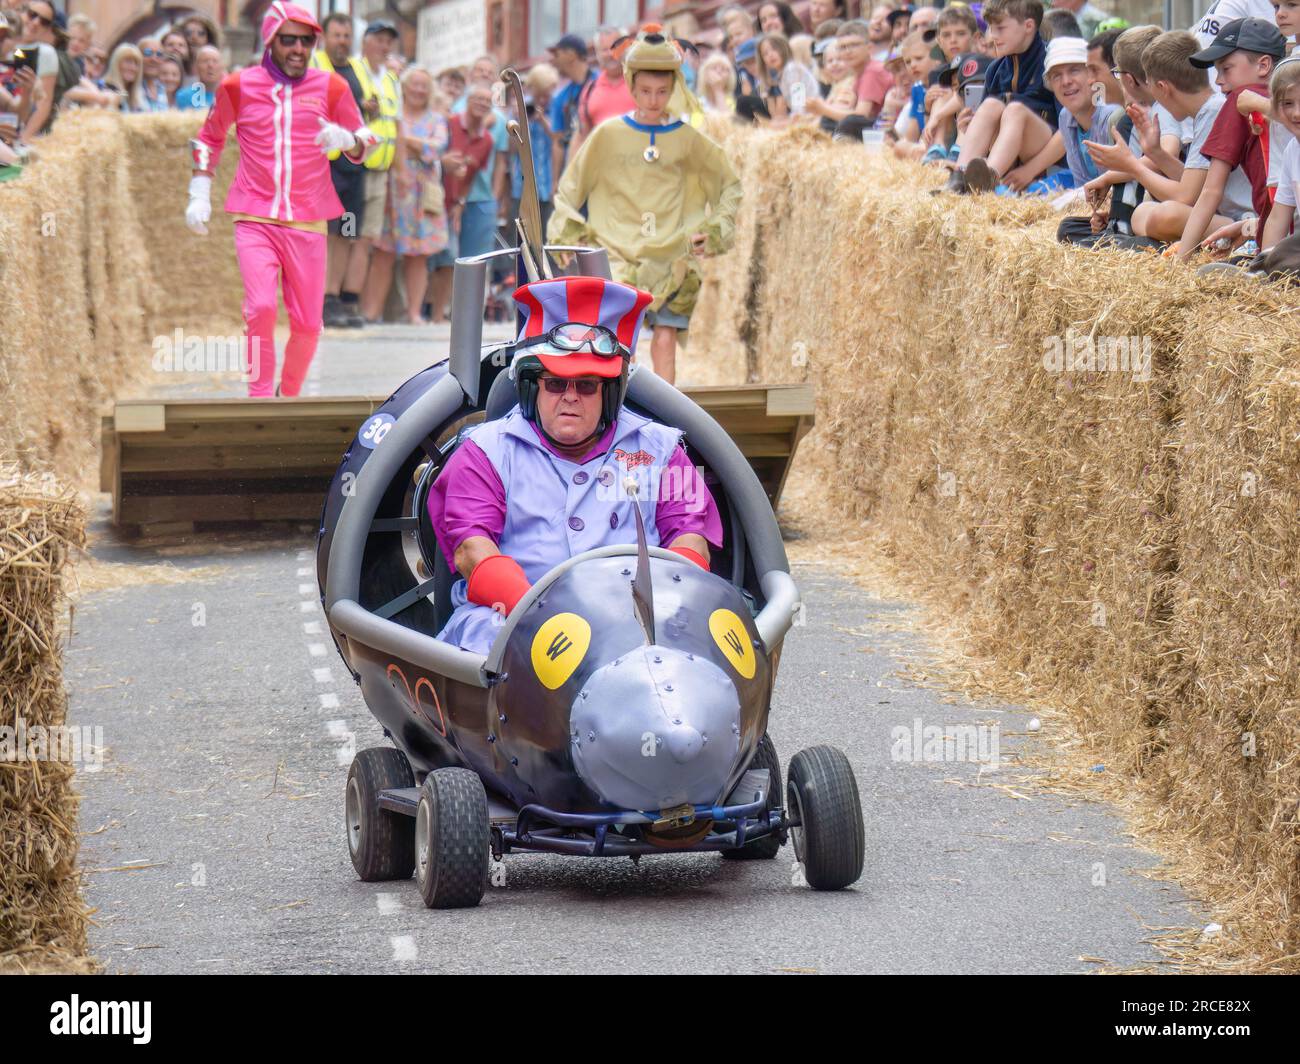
358 413 395 449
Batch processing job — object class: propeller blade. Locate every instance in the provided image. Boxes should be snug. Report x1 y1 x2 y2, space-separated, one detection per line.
500 69 552 281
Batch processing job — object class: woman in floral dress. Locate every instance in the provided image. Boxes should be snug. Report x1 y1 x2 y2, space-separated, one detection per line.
365 66 450 324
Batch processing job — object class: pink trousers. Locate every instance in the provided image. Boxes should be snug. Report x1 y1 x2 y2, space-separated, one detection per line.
234 221 326 397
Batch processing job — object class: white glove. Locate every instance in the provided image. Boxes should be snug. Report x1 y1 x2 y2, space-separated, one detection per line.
186 174 212 236
353 126 382 151
315 118 357 155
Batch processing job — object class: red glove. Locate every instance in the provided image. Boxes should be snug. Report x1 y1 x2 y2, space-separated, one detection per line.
668 545 709 570
467 554 531 616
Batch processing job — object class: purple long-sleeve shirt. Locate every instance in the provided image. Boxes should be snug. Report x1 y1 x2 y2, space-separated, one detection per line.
428 418 723 573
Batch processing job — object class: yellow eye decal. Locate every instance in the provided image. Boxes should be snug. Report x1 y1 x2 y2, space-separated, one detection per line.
709 608 756 680
530 612 592 690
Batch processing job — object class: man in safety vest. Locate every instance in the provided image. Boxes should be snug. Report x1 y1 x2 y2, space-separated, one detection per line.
311 12 370 328
346 19 400 323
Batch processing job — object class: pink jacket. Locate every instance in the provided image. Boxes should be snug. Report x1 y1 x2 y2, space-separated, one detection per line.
193 66 366 223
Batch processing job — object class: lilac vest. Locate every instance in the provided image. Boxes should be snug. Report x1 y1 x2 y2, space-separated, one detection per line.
436 405 682 653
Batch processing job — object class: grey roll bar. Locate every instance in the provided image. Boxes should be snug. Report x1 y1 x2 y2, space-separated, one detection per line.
624 369 801 654
323 371 491 687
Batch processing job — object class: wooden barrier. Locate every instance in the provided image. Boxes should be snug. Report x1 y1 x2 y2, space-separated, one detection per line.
101 384 814 537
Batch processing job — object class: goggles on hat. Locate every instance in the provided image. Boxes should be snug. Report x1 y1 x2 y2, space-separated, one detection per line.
515 322 627 358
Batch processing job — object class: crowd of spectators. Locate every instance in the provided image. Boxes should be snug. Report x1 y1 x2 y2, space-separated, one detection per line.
5 1 1297 273
651 0 1299 266
0 1 226 167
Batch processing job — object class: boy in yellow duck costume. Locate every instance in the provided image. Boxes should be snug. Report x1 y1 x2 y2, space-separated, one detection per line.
547 25 742 384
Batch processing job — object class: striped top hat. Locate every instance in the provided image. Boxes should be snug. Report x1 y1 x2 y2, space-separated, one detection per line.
513 277 653 378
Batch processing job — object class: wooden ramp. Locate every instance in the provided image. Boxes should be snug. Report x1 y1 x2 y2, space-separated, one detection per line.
101 383 814 536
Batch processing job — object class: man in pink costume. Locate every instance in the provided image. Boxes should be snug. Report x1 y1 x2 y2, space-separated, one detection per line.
185 2 378 397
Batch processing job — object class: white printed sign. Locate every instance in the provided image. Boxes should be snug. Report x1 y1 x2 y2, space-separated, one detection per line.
417 0 488 70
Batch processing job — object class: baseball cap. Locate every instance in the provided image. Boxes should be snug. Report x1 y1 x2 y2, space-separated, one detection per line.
735 38 757 62
1043 35 1089 75
937 52 991 89
1190 17 1286 67
886 9 913 27
549 33 588 58
812 36 835 57
364 19 399 38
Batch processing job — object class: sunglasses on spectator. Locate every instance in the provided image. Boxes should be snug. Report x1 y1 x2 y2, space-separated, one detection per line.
540 377 602 396
276 33 315 47
141 47 162 57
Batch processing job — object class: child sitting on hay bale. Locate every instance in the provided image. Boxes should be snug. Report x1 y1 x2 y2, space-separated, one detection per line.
1088 31 1252 247
885 31 942 158
1174 17 1286 261
1070 25 1187 244
919 5 984 164
942 0 1060 194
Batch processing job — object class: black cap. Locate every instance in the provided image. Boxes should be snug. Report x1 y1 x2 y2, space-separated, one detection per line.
549 33 588 57
1190 17 1285 67
886 8 913 27
937 52 992 89
364 19 399 39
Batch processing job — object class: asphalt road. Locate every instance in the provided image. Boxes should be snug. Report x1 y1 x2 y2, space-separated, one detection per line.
64 324 1196 974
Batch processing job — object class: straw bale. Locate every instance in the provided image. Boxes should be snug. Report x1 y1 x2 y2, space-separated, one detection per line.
687 123 1300 968
0 468 92 970
0 112 243 487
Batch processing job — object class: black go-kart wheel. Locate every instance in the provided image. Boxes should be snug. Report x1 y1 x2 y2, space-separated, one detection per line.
787 745 864 890
722 733 784 861
346 747 416 881
415 768 490 909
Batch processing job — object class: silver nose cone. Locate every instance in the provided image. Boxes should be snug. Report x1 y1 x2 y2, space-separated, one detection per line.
570 645 741 811
664 723 703 764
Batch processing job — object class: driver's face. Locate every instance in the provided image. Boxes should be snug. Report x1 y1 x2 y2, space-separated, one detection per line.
537 375 604 445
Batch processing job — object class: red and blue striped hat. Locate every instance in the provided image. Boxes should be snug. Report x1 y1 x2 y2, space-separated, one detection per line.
513 277 653 378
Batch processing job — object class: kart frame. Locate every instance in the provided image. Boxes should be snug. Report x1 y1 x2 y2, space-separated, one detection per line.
374 767 795 859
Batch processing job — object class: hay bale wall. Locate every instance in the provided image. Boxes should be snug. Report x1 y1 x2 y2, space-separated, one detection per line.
691 125 1300 966
0 470 90 972
0 112 243 483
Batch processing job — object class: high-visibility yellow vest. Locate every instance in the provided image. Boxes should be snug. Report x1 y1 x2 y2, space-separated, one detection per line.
309 51 398 168
353 58 399 171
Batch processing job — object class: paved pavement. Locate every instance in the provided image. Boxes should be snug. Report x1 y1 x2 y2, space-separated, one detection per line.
65 324 1196 974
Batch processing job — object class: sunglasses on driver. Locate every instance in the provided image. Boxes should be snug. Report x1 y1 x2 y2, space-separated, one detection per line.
539 377 603 396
